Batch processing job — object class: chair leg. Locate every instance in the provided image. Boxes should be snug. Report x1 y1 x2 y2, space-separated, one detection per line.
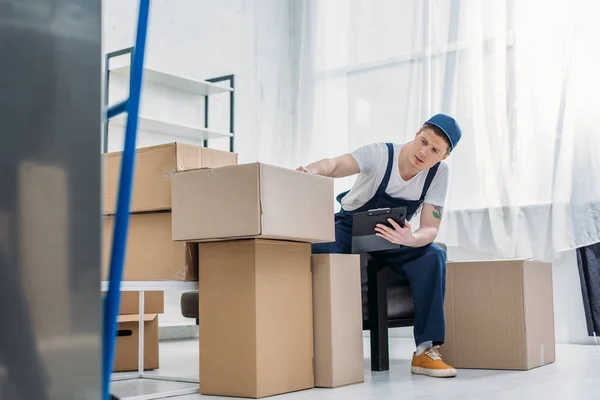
367 259 389 371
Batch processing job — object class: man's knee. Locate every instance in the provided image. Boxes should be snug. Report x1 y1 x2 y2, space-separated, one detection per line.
421 243 446 274
426 243 447 262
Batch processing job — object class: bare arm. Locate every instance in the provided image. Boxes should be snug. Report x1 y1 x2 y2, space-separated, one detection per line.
374 203 443 248
297 154 360 178
411 203 443 247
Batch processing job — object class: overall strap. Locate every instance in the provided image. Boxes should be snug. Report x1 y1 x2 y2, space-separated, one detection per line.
375 143 395 196
419 162 440 201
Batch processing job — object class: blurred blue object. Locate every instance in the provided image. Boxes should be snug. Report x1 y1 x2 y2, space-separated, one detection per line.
101 1 150 399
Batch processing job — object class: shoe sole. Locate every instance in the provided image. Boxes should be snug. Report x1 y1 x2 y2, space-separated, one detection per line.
411 366 457 378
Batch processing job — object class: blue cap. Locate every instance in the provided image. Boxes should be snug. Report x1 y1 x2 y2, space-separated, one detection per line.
425 113 462 151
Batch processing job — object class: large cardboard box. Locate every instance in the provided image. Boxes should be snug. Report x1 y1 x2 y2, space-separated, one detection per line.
103 142 238 214
440 259 555 370
114 314 159 372
102 212 198 281
312 254 364 388
171 163 335 243
199 239 314 398
100 291 164 314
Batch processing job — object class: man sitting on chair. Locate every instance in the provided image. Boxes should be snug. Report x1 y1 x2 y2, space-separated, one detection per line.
297 114 461 378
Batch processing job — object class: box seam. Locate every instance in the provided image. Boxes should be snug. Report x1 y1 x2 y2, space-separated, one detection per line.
257 163 264 236
451 266 457 365
522 263 529 370
327 266 335 386
253 242 260 397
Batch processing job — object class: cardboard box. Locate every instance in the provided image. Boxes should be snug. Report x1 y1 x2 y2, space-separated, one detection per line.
171 163 335 243
102 212 198 281
119 291 164 315
312 254 364 388
198 239 314 398
103 142 238 214
114 314 159 372
439 259 555 370
100 291 164 314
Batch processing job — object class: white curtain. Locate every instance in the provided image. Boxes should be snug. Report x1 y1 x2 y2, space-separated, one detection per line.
294 0 600 261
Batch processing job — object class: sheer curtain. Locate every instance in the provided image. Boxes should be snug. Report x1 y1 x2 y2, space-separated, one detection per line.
294 0 600 261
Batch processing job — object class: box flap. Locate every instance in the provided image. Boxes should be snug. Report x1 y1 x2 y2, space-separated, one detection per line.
175 143 204 172
175 143 238 172
258 163 334 243
117 314 157 323
104 143 237 215
200 146 238 168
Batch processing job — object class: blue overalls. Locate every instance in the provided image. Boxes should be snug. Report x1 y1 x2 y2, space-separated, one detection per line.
312 143 447 347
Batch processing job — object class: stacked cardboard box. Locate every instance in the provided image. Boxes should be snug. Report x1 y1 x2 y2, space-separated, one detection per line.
102 142 238 372
101 142 238 280
112 291 164 372
171 163 338 398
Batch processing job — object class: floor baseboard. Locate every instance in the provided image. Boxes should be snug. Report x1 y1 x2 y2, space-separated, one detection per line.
159 324 198 341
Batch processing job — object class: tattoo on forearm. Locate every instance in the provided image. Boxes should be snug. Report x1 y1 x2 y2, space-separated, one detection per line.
432 205 443 220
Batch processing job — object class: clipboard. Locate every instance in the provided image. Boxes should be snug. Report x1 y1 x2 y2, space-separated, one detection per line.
351 207 407 253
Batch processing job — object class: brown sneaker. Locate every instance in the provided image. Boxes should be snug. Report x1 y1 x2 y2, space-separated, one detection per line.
411 346 457 378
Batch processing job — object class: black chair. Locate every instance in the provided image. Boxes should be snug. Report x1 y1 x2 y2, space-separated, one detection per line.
180 243 447 372
180 294 199 326
361 253 413 371
361 242 447 371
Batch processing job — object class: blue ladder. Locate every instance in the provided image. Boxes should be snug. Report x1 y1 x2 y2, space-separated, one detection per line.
102 1 151 399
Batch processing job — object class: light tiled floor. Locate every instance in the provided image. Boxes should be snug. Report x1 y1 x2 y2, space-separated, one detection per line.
111 338 600 400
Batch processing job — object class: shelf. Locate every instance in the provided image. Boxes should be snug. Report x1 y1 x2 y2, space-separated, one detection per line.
109 115 233 141
101 280 199 292
110 66 233 96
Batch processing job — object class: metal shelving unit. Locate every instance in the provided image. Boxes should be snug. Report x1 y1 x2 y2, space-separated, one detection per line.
103 47 235 153
109 115 232 142
102 45 235 400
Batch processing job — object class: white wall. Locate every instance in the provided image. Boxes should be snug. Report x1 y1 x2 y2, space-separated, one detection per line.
102 1 595 345
102 0 301 331
103 0 300 164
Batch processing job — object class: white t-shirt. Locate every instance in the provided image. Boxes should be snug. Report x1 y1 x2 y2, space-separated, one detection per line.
340 142 450 212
